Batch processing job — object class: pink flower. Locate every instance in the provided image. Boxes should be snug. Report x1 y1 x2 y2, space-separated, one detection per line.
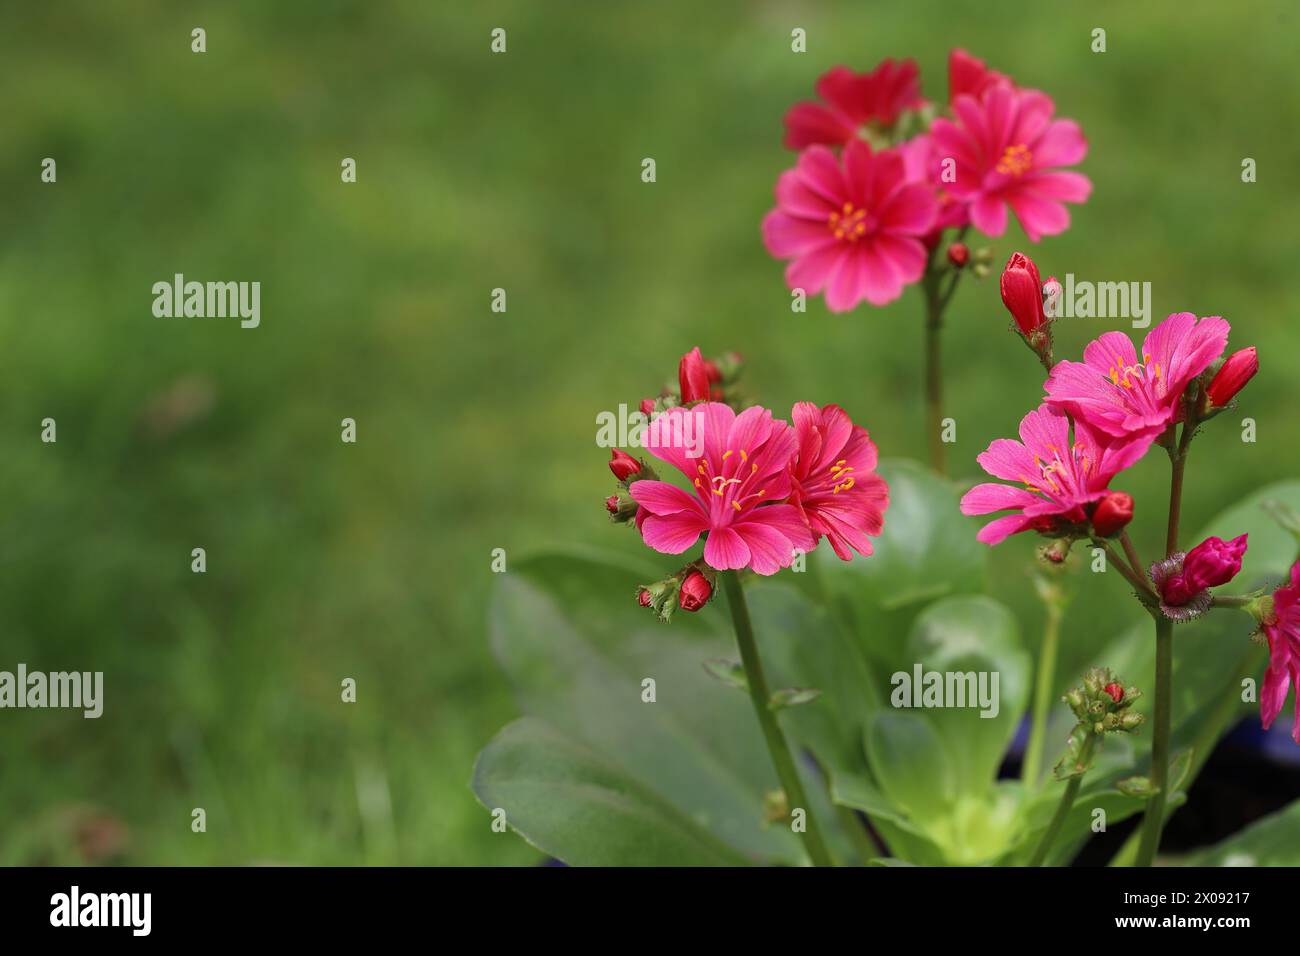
899 132 969 245
948 48 1010 104
788 402 889 560
783 60 924 150
1159 534 1248 607
959 404 1149 545
762 140 938 310
1262 561 1300 743
630 403 815 575
1044 312 1231 442
929 85 1091 241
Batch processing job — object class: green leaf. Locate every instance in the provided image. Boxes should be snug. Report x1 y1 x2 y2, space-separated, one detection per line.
472 719 752 866
903 595 1030 799
702 658 747 691
768 687 822 711
1183 797 1300 866
816 459 987 670
1116 775 1157 797
488 550 800 861
865 710 955 823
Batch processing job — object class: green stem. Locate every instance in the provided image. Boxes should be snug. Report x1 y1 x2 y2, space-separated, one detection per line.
1211 593 1254 609
923 274 945 475
1023 596 1063 788
1028 733 1096 866
1166 419 1195 554
1091 537 1157 604
722 572 834 867
1135 615 1173 866
1120 531 1148 585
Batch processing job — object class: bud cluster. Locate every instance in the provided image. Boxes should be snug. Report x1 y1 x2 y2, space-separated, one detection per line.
637 562 716 623
640 348 745 417
1064 667 1144 737
604 449 657 525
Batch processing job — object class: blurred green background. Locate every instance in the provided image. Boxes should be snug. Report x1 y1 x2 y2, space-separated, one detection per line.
1 0 1296 864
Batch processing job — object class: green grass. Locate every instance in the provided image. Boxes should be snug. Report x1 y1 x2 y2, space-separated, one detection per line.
1 0 1297 864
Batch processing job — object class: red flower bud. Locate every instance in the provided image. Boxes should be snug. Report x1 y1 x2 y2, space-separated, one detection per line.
608 449 642 482
637 589 653 608
639 397 656 418
1091 492 1134 538
1000 252 1046 336
1206 347 1258 407
678 570 712 612
678 347 711 404
947 242 969 268
605 495 620 515
1104 682 1124 704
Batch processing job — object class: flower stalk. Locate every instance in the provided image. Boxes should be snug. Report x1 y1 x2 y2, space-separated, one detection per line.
1029 734 1094 866
722 571 834 867
1135 615 1173 866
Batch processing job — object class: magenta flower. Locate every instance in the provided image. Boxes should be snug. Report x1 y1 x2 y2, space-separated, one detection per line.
898 132 970 245
630 403 815 575
762 140 938 310
783 60 924 150
929 84 1090 242
788 402 889 560
1044 312 1231 442
1262 561 1300 743
959 404 1149 545
947 48 1011 104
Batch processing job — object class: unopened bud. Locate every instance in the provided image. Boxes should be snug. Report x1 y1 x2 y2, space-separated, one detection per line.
1091 492 1134 538
608 449 642 482
1205 347 1258 408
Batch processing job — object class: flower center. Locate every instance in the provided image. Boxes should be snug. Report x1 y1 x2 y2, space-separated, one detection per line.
1020 443 1090 497
827 202 871 242
693 449 765 513
1107 353 1163 391
829 459 855 494
995 143 1033 177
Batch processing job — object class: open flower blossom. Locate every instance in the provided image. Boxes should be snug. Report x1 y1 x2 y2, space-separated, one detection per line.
959 404 1148 545
1044 312 1230 443
929 84 1090 242
762 140 938 310
1262 560 1300 743
788 402 889 559
630 403 816 574
783 59 924 150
